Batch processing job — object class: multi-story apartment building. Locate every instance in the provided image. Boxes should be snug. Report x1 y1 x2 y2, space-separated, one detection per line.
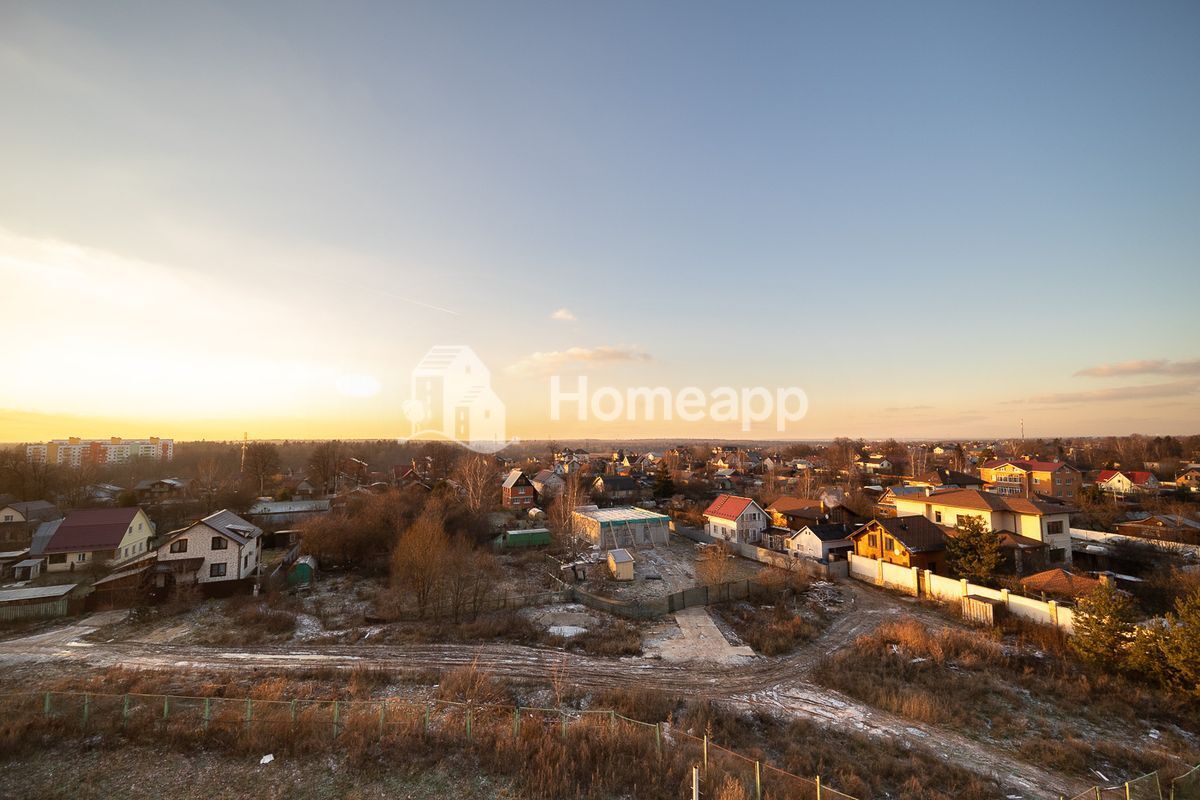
979 459 1081 500
26 437 174 467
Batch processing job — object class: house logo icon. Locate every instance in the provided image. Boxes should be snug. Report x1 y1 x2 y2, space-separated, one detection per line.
401 346 510 453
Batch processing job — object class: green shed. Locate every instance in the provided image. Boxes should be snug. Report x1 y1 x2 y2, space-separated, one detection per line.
493 528 552 550
287 555 317 587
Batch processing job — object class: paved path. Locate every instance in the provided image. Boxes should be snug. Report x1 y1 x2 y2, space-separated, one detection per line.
643 606 756 664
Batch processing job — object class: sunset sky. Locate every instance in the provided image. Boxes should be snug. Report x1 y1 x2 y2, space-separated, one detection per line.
2 1 1198 443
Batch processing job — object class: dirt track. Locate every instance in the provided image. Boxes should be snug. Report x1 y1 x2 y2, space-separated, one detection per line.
0 582 1083 798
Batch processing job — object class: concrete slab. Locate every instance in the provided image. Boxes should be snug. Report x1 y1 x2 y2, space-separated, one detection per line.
643 606 756 664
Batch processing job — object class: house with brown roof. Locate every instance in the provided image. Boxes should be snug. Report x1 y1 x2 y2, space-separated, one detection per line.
704 494 768 544
43 507 155 573
892 488 1074 565
1114 514 1200 546
979 459 1082 500
850 516 948 573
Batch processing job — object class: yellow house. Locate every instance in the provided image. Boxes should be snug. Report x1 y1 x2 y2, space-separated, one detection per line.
42 507 155 573
892 488 1074 565
979 459 1081 500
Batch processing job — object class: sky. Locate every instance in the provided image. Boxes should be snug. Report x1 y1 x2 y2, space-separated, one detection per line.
1 1 1198 444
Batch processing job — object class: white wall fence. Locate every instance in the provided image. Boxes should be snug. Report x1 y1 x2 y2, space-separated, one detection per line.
847 553 1075 634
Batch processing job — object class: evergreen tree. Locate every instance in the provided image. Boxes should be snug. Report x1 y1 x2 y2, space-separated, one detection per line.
1070 582 1137 667
946 514 1001 583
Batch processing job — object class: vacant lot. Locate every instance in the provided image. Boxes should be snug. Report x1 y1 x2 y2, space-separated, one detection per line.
811 616 1200 786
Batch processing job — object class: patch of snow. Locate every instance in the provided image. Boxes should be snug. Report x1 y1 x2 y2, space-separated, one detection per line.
548 625 587 638
260 754 274 764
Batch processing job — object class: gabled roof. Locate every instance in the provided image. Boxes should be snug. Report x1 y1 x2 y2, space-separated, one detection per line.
853 516 948 553
795 522 854 543
595 475 637 491
895 488 1074 516
1020 568 1101 598
921 468 985 487
161 509 262 548
501 469 529 489
1 501 61 522
703 494 757 521
44 508 144 554
1098 470 1155 486
983 459 1078 473
29 519 62 556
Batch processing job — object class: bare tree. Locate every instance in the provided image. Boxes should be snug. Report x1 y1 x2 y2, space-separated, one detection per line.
307 441 341 495
242 442 281 495
455 454 498 514
696 539 735 586
548 472 588 558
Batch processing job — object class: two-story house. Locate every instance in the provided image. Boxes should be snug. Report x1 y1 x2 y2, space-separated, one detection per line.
155 510 263 587
979 459 1082 500
892 488 1074 564
501 470 536 509
703 494 768 544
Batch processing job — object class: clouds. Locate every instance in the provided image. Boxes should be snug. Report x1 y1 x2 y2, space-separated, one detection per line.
1074 358 1200 378
1015 379 1200 405
507 346 651 377
550 307 576 321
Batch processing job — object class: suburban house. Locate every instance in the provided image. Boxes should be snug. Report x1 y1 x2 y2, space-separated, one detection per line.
572 505 670 549
874 485 934 518
1114 514 1200 546
246 499 332 528
501 470 536 509
979 459 1082 500
849 516 948 573
784 522 855 562
133 477 193 504
703 494 768 544
1096 470 1161 496
42 507 155 572
1176 468 1200 492
892 488 1074 565
155 509 264 588
907 468 986 491
0 501 62 524
532 469 566 501
591 475 639 502
854 455 891 475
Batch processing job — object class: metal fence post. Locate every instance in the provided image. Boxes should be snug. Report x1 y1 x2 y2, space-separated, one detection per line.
332 700 340 738
513 706 520 740
43 692 50 717
245 697 252 730
163 697 170 720
424 705 430 735
122 694 130 727
203 697 211 730
755 760 762 800
560 711 567 741
379 701 386 736
816 774 822 799
290 699 297 728
82 693 90 727
703 734 708 773
465 707 472 741
655 722 662 758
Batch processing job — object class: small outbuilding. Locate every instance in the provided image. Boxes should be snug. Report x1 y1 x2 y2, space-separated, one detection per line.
607 548 635 581
493 528 552 550
287 555 318 587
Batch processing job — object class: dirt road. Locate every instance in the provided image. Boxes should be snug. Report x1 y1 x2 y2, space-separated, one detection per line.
0 582 1081 798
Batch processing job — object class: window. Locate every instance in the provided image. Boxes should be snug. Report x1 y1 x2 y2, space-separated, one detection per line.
885 536 896 551
49 554 66 564
244 555 250 568
867 534 878 548
169 539 188 554
1047 521 1064 535
209 563 227 578
211 537 227 550
76 553 87 562
2 514 11 522
934 511 943 523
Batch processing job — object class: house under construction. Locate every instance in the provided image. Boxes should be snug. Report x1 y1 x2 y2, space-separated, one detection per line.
572 505 670 551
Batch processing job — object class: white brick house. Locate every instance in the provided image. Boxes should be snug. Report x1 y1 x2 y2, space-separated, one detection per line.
703 494 768 544
156 510 263 585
